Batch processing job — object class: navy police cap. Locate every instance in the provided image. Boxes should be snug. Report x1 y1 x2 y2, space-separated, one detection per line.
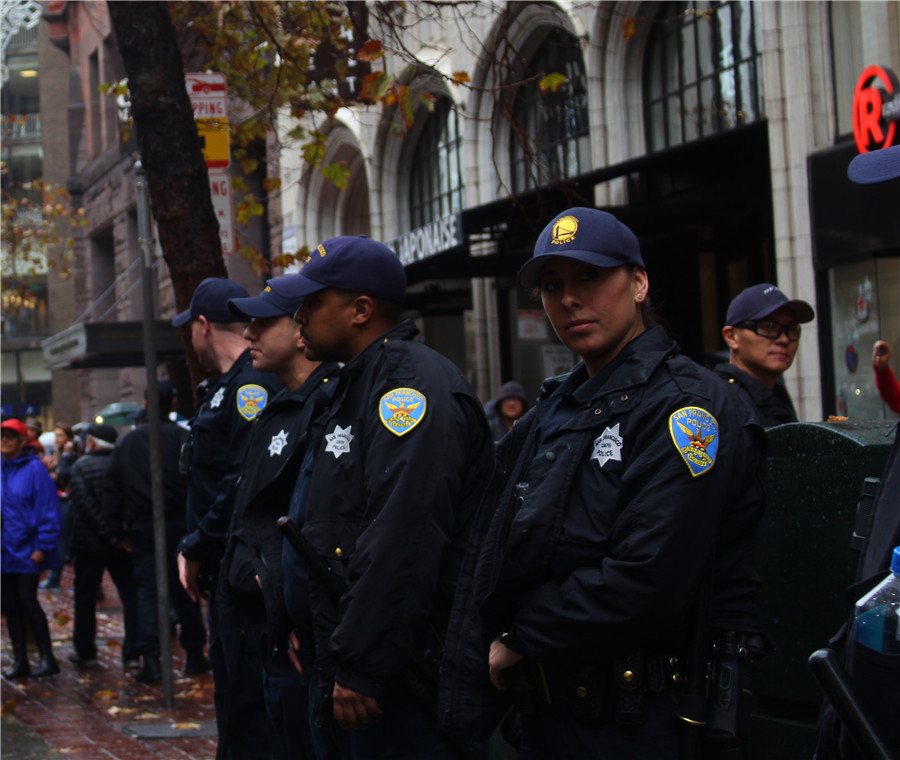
725 283 815 326
172 277 250 327
517 207 645 289
228 277 305 319
848 144 900 184
269 236 406 304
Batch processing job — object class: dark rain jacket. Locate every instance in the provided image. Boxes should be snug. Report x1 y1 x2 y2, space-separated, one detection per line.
714 362 797 427
178 350 281 563
69 449 117 555
440 327 768 740
295 319 494 699
217 361 339 649
104 418 190 538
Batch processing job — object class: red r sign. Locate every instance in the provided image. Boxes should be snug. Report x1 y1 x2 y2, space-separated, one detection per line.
852 65 900 153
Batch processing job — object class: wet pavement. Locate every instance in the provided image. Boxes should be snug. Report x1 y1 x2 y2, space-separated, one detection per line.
1 567 219 760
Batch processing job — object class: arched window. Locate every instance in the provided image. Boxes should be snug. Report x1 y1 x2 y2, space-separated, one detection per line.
644 1 762 151
409 98 464 229
509 28 590 193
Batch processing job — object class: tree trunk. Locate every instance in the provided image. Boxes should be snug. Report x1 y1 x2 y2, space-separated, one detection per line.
108 0 223 388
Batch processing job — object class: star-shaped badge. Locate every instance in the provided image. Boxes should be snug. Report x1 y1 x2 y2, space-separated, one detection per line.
324 424 354 459
268 429 289 457
591 423 623 469
208 387 225 409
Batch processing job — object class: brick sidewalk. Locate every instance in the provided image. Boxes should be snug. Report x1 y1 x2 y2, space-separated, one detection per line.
1 566 219 760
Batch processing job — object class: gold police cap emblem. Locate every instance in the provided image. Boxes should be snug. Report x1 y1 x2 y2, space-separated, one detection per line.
551 215 579 245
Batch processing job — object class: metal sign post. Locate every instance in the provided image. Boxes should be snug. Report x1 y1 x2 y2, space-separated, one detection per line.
135 160 173 708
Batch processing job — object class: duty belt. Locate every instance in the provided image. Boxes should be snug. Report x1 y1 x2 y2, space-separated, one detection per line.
507 651 683 726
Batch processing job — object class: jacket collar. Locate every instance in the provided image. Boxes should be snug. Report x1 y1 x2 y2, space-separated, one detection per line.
540 326 678 402
340 319 419 379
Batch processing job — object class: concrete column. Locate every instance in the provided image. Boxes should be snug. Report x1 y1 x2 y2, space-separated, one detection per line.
759 1 824 420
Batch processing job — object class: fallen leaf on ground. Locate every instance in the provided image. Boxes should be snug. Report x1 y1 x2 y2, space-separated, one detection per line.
92 690 118 700
172 722 201 730
134 695 155 701
107 705 136 715
53 611 71 626
1 700 16 715
137 711 162 719
105 638 121 648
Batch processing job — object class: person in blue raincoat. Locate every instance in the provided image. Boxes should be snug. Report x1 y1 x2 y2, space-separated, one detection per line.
1 418 62 679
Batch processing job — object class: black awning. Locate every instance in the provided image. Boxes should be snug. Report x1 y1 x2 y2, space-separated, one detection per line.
434 120 773 284
808 140 900 269
41 320 186 369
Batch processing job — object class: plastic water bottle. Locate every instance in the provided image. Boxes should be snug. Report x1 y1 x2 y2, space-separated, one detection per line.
854 545 900 654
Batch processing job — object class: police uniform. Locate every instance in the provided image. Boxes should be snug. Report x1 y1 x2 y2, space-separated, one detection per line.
714 361 798 427
296 319 494 757
217 361 339 760
177 348 280 759
440 327 767 757
178 349 280 561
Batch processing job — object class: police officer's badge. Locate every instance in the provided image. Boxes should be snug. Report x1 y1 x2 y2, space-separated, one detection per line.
379 388 427 436
268 429 289 457
208 387 225 409
669 406 719 478
236 384 269 421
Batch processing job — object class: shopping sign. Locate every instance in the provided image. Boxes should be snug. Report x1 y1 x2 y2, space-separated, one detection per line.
210 173 234 254
186 72 230 169
852 65 900 153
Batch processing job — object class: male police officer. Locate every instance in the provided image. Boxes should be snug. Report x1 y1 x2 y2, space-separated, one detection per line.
269 236 494 758
716 283 815 426
218 281 339 760
172 277 281 758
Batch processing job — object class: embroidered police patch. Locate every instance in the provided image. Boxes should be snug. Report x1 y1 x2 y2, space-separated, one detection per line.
236 384 268 421
669 407 719 478
379 388 427 436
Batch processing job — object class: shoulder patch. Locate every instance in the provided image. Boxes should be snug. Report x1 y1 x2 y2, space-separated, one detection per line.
236 384 269 421
669 406 719 478
379 387 427 437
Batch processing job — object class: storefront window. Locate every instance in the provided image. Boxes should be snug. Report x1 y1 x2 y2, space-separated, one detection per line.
643 1 763 152
829 257 900 419
409 98 464 229
509 29 590 193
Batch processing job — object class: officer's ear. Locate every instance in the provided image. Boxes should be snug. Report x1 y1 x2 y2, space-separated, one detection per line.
722 325 739 352
349 295 375 326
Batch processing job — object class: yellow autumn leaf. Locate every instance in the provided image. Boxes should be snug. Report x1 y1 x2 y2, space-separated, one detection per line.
173 722 202 730
93 690 118 700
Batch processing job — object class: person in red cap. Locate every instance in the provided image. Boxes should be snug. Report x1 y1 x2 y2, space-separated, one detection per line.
1 418 62 679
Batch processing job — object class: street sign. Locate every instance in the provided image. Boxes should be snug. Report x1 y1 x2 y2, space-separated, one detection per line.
210 172 234 254
186 72 230 169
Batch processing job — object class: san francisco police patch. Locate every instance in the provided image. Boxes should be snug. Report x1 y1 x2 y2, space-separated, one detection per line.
669 406 719 478
236 384 268 421
379 388 427 436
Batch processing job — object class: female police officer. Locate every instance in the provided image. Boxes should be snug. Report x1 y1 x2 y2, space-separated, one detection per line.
440 208 768 758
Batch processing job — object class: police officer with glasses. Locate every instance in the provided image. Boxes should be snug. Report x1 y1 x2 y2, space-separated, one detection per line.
716 283 815 426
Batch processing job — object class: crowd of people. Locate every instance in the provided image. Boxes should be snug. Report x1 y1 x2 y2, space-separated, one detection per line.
1 149 898 760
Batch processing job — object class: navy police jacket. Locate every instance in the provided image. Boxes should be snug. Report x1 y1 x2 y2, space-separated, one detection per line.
179 349 281 562
440 327 767 739
298 319 494 699
714 362 798 427
217 361 339 647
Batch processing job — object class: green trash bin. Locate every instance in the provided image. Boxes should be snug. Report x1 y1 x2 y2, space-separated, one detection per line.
743 420 894 760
